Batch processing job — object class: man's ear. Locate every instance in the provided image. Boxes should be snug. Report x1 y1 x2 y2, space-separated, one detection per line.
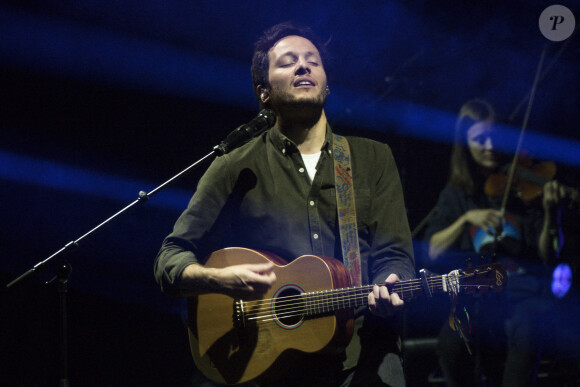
257 85 270 104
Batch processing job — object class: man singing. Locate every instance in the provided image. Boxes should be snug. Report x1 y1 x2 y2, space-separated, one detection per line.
155 22 415 386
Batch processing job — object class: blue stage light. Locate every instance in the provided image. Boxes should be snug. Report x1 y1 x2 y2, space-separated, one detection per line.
552 262 573 299
0 149 192 211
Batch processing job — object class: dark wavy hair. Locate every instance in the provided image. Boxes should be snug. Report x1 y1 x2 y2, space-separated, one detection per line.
449 99 497 194
251 22 329 108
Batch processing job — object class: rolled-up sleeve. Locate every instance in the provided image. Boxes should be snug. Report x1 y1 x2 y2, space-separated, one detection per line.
154 155 233 297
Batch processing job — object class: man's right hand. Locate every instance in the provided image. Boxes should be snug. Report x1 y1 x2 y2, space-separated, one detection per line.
216 262 277 296
180 262 276 298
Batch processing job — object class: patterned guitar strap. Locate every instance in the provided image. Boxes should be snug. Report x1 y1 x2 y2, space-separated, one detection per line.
332 134 362 287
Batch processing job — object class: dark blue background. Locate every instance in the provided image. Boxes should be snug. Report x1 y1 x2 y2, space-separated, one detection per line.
1 1 578 385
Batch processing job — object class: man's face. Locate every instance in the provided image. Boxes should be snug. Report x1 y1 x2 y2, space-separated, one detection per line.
266 35 328 108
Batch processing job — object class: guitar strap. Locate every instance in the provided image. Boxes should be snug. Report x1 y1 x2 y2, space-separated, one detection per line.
332 134 362 287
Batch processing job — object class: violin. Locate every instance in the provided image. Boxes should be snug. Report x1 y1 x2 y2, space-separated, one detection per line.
484 157 579 205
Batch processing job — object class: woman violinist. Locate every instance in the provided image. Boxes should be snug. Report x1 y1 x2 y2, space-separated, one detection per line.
424 98 572 386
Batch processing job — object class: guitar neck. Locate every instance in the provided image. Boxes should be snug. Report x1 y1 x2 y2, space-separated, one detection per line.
302 276 447 316
302 262 506 317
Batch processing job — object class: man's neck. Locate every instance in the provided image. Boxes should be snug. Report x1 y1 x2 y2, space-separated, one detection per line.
277 109 328 155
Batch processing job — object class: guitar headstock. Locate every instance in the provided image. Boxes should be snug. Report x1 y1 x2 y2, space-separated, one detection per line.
455 262 507 294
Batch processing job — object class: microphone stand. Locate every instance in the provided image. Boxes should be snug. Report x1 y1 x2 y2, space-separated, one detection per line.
5 108 275 385
6 149 215 386
6 150 215 289
50 260 72 387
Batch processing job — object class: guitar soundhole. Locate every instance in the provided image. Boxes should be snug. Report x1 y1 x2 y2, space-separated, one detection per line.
273 287 304 327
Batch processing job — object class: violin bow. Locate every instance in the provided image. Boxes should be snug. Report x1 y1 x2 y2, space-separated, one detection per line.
507 38 572 123
499 45 548 217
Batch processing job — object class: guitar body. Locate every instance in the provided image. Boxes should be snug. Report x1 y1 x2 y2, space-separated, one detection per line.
187 247 354 385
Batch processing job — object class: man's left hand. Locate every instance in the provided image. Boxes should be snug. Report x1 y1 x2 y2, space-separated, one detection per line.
368 273 404 318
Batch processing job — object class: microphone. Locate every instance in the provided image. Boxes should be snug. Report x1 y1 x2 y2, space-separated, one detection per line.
214 109 276 156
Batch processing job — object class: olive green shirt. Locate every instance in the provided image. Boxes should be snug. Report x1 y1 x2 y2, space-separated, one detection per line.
154 123 414 385
155 124 415 295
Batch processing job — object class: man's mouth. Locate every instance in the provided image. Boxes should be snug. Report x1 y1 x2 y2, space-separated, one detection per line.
293 79 315 87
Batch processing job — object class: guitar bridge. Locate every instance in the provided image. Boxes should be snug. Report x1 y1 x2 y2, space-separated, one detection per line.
234 299 246 328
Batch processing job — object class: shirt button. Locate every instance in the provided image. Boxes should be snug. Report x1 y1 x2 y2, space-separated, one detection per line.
299 167 305 173
282 148 286 155
313 233 319 239
309 200 315 206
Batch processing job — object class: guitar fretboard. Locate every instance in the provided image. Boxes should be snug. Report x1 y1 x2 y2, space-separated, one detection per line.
302 276 449 316
237 264 501 323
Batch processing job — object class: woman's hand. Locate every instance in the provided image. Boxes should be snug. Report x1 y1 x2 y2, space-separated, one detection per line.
463 208 504 235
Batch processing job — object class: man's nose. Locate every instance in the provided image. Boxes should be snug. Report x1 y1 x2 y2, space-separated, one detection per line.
295 59 311 75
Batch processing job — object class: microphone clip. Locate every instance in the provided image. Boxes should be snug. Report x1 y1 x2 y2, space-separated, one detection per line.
213 109 276 156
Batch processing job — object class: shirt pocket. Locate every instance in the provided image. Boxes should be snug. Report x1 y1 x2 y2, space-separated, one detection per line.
354 187 371 229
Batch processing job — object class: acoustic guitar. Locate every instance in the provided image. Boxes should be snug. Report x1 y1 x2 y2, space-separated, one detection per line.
187 247 506 385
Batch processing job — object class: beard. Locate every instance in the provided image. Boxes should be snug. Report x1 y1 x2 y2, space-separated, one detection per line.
268 84 328 122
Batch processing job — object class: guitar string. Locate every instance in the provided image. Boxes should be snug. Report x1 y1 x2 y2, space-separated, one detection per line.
246 285 442 318
246 285 438 324
240 272 496 320
255 269 489 304
247 288 427 322
241 273 472 315
242 275 450 305
242 285 444 320
242 272 475 309
244 282 496 324
243 281 430 311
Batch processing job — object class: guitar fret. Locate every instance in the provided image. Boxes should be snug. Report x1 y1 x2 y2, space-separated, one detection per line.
312 292 317 315
313 292 318 314
315 291 320 314
330 290 335 312
393 283 402 300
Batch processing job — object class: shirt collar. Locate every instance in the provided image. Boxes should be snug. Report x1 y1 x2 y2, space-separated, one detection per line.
269 123 333 156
